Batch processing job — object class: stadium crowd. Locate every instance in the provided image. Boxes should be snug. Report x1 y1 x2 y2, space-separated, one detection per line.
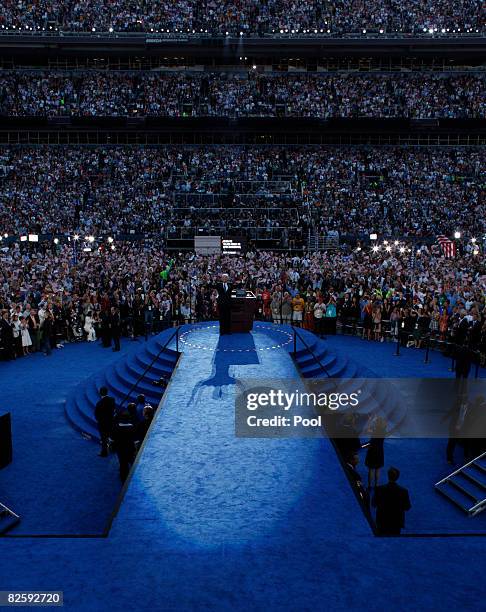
0 72 484 118
0 146 484 241
0 0 483 34
1 243 485 364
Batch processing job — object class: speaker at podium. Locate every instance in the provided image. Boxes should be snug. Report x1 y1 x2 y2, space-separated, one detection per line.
0 412 12 469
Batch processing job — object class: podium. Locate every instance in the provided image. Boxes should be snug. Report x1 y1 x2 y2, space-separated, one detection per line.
230 290 257 333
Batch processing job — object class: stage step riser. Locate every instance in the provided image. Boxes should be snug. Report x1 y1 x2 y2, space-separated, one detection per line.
292 331 408 432
64 329 180 441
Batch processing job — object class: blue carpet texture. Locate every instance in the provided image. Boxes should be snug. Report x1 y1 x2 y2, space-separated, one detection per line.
1 323 485 611
0 337 147 535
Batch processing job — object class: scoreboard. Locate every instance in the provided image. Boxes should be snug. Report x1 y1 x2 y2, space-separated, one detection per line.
195 235 247 255
221 236 247 255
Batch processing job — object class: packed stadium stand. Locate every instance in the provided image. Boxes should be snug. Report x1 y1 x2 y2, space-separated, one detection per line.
0 12 485 612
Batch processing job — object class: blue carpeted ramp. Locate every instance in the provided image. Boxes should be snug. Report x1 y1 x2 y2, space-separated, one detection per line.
111 323 370 549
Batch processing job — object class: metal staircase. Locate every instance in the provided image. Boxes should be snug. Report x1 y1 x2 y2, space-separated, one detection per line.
435 451 486 516
0 501 20 534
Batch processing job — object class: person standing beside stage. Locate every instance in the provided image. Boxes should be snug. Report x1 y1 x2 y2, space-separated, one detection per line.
110 306 121 352
271 291 282 324
325 297 337 335
372 467 411 535
111 410 136 482
214 273 233 335
95 386 116 457
365 417 387 489
292 292 305 327
313 295 325 337
281 292 293 324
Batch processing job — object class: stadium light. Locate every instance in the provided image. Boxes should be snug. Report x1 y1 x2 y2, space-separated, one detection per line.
73 234 80 241
399 247 405 253
87 235 95 243
107 237 114 243
454 231 461 239
394 240 399 245
385 246 391 252
372 245 379 252
3 233 8 238
370 233 378 241
471 237 477 243
54 238 59 245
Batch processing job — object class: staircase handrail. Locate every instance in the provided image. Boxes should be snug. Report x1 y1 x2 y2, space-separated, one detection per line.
118 326 181 410
292 327 332 378
435 450 486 486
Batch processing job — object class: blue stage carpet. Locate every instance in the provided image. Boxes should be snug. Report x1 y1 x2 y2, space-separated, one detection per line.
112 324 369 547
0 338 142 534
1 324 485 610
323 334 486 534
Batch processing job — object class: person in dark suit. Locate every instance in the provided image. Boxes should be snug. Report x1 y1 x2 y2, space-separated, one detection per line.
99 309 112 348
0 311 14 360
335 413 361 462
110 306 121 351
445 393 467 465
94 386 116 457
41 312 53 355
372 467 411 535
111 410 136 482
214 273 233 335
455 341 472 379
136 404 155 447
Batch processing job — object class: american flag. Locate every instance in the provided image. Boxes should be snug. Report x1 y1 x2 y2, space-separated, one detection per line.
437 235 456 258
